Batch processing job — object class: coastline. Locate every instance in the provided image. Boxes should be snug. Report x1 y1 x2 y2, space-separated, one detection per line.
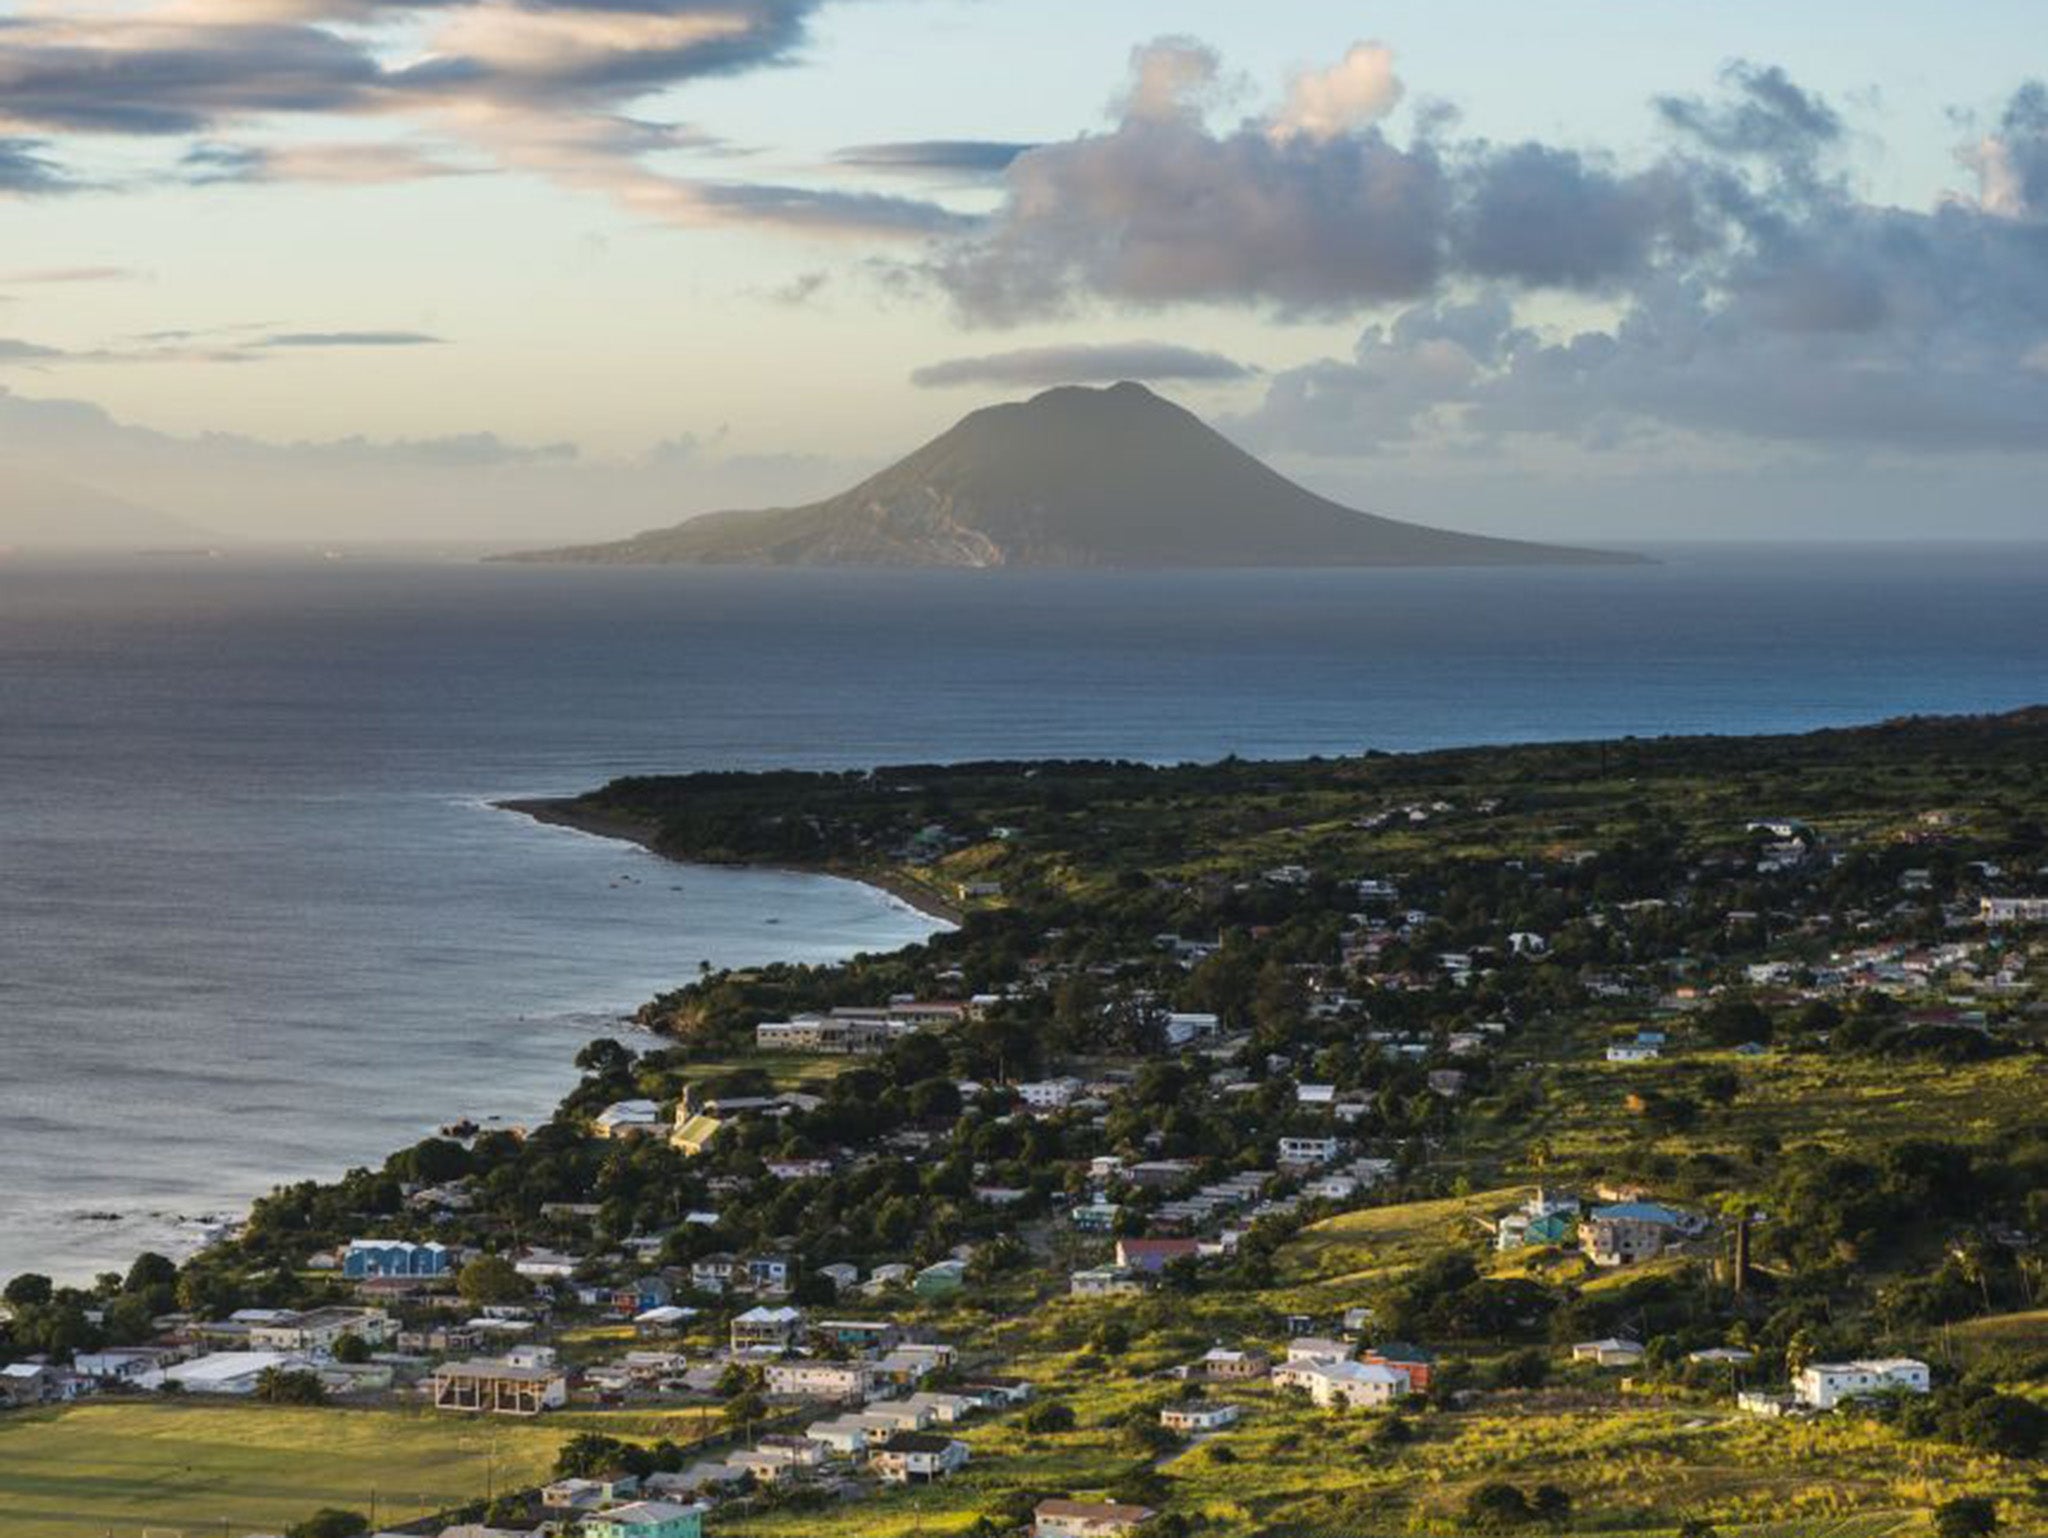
496 795 966 927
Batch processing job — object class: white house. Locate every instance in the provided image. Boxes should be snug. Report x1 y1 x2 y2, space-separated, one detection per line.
1277 1136 1342 1168
1572 1338 1645 1368
763 1360 872 1402
1016 1077 1084 1111
1283 1358 1410 1409
1160 1401 1241 1433
1794 1358 1930 1410
594 1100 665 1138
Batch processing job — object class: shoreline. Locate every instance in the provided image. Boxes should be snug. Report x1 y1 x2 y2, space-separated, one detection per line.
497 795 966 927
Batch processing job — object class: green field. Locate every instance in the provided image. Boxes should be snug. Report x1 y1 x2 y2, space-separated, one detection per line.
0 1401 572 1537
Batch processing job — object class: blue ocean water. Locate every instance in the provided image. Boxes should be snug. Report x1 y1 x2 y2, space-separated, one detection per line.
0 544 2042 1278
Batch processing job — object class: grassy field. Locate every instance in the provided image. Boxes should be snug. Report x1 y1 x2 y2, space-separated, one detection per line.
0 1401 570 1537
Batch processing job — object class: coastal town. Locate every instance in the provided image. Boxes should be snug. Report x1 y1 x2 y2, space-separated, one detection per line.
3 713 2046 1537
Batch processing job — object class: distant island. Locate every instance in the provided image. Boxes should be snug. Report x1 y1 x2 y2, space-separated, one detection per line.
501 381 1642 569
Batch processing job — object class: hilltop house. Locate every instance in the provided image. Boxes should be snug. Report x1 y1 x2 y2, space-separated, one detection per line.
730 1305 804 1353
870 1431 970 1484
1034 1500 1159 1538
1580 1201 1700 1267
582 1501 707 1538
1794 1358 1930 1409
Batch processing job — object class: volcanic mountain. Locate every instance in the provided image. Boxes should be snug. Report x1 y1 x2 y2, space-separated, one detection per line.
507 382 1639 568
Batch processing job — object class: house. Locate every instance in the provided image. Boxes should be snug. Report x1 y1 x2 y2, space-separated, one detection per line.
1034 1499 1159 1538
746 1255 794 1295
1285 1358 1410 1409
903 1390 976 1424
0 1364 61 1407
1360 1343 1436 1391
1163 1012 1221 1047
594 1100 665 1139
913 1259 968 1297
1071 1266 1148 1298
1580 1202 1697 1267
1572 1338 1646 1368
1283 1337 1350 1366
1981 896 2048 925
805 1416 874 1456
248 1307 391 1356
730 1306 804 1353
870 1431 970 1483
429 1358 570 1416
1794 1358 1931 1410
813 1319 901 1355
961 1376 1035 1410
582 1501 707 1538
1277 1136 1342 1169
343 1239 453 1280
1160 1402 1240 1433
1016 1077 1084 1111
1196 1347 1270 1381
1114 1238 1201 1275
863 1263 913 1295
612 1277 673 1317
73 1346 182 1385
1688 1347 1756 1367
543 1474 642 1512
634 1305 697 1337
763 1360 872 1402
1606 1041 1661 1063
726 1436 828 1483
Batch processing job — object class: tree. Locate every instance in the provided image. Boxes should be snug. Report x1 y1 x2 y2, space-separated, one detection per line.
1934 1497 2000 1538
3 1273 52 1310
1464 1482 1534 1530
1531 1484 1573 1526
256 1367 328 1406
330 1332 371 1365
457 1254 529 1307
724 1390 767 1429
285 1511 369 1538
124 1253 177 1293
1020 1401 1076 1434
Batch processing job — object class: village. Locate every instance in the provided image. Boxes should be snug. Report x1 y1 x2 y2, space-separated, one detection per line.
3 719 2045 1537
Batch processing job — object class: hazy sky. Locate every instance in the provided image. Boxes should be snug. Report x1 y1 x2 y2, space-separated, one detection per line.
2 0 2046 543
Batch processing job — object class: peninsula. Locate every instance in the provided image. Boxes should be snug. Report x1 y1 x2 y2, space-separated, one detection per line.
502 382 1640 570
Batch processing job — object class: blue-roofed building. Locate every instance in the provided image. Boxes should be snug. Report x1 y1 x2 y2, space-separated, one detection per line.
343 1239 453 1280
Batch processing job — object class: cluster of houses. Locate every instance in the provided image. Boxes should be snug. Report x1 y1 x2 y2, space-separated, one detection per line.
1492 1187 1708 1268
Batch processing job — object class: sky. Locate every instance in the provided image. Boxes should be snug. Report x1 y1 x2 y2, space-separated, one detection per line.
1 0 2046 545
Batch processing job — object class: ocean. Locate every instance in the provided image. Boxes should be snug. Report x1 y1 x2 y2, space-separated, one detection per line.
1 543 2043 1279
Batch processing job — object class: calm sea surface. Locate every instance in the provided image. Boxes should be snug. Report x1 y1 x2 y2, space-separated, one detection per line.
1 545 2043 1278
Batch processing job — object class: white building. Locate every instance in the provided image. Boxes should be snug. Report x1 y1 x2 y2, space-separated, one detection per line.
152 1351 309 1396
1016 1077 1084 1111
1794 1358 1930 1410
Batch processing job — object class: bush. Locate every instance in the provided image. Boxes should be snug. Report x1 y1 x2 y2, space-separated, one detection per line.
1934 1496 2000 1538
285 1512 369 1538
1465 1481 1534 1529
1021 1400 1076 1434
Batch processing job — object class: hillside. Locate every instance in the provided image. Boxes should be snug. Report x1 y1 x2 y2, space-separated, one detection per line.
505 382 1639 569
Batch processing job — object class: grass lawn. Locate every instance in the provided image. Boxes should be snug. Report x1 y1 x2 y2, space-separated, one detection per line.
0 1400 570 1538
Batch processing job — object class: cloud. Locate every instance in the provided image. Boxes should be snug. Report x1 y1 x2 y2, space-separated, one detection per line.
0 137 77 194
911 341 1255 389
0 338 67 362
1 266 142 284
0 1 971 240
181 139 476 185
1270 42 1402 143
833 140 1037 176
928 36 1713 322
259 330 445 347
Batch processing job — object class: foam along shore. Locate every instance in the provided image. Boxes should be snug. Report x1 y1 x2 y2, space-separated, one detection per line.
496 796 965 927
